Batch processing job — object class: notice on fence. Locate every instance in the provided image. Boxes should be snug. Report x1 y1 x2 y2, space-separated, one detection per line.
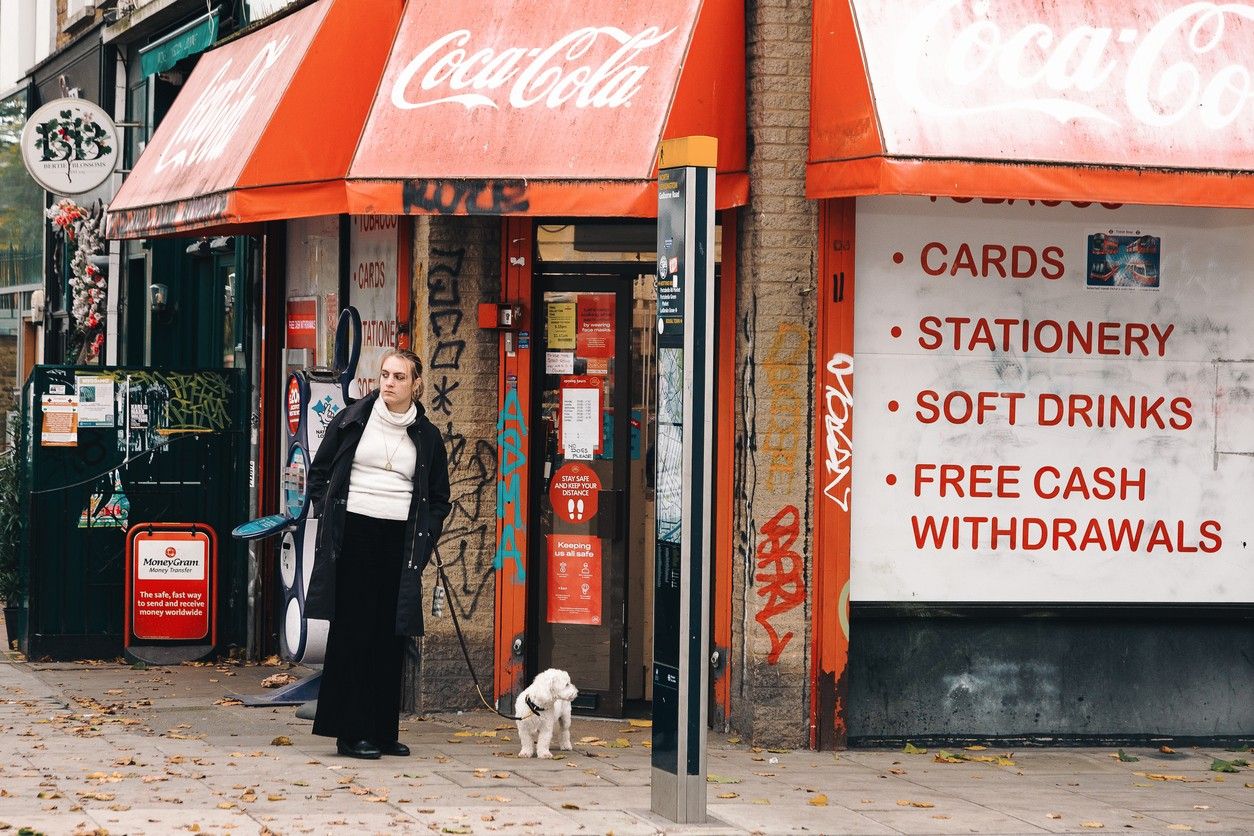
40 394 79 446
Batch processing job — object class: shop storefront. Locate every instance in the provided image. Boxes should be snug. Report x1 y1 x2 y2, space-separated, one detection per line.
809 0 1254 747
107 0 747 720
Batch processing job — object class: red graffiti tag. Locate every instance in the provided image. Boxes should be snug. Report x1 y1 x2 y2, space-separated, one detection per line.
754 505 805 665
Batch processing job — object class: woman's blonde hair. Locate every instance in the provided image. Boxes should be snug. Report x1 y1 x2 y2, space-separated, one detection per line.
379 348 424 401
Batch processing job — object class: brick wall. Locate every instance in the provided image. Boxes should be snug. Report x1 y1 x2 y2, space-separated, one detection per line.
409 216 501 712
732 0 817 747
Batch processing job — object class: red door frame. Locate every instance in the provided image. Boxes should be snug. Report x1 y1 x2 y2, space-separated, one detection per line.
494 218 534 707
812 198 855 749
491 216 736 721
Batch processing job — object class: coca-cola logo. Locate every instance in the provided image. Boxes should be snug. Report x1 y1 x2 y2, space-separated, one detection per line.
154 34 294 173
893 0 1254 130
390 25 675 111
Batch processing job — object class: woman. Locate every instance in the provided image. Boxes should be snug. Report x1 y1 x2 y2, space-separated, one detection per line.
304 348 451 759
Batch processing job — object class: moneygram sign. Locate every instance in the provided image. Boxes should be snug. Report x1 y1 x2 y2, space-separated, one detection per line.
853 0 1254 169
20 98 119 196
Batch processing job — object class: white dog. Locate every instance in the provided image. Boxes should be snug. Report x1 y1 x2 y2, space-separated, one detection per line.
516 668 578 758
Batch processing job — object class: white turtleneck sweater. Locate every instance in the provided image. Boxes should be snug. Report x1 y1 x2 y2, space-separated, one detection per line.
346 397 418 521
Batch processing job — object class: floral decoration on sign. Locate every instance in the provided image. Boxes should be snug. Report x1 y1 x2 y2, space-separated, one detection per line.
45 198 107 361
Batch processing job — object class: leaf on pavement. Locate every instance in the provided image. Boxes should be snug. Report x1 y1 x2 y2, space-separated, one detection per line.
963 745 987 751
706 774 741 784
627 719 651 727
934 751 964 763
271 736 292 746
903 742 927 755
1160 745 1176 754
808 794 829 806
1080 822 1104 829
1167 826 1193 831
1114 749 1139 762
717 792 739 799
1209 759 1240 773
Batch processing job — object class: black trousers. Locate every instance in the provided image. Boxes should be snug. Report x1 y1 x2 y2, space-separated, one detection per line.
312 512 406 743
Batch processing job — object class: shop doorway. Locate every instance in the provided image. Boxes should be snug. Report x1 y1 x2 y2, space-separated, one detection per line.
528 261 659 718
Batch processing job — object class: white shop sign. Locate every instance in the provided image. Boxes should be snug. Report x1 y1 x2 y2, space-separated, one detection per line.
348 215 400 397
851 196 1254 604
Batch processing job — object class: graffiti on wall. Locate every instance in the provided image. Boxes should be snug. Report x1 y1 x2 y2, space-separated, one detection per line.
822 353 854 510
494 387 528 582
427 245 499 616
761 321 811 492
754 505 805 665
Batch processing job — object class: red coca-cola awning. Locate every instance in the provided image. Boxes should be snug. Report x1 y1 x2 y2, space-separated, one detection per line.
108 0 746 237
107 0 403 238
345 0 746 218
809 0 1254 207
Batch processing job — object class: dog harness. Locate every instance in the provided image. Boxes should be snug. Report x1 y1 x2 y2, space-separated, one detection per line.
525 695 544 715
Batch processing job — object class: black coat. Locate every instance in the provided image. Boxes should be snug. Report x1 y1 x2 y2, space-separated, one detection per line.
303 392 451 636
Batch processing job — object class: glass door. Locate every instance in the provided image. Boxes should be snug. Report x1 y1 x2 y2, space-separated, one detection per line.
531 275 633 716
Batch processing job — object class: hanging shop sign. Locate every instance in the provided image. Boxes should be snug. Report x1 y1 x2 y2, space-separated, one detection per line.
126 524 216 642
851 196 1254 604
549 461 601 524
547 534 602 625
20 98 119 196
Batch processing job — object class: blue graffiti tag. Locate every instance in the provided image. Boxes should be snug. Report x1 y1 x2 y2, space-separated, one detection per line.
494 387 528 582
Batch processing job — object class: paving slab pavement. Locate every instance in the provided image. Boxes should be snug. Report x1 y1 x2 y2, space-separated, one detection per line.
0 640 1249 834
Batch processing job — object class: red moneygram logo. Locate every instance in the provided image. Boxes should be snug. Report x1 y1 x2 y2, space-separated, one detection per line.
893 0 1254 130
390 25 675 111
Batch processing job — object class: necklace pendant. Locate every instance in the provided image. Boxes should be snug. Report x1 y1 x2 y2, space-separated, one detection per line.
385 462 393 472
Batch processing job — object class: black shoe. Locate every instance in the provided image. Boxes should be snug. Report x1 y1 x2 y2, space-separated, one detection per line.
379 740 410 757
336 738 382 759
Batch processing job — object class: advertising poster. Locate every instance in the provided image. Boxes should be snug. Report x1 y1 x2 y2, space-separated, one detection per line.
286 298 318 356
75 375 115 427
851 196 1254 604
576 294 615 359
40 394 78 446
348 216 399 396
547 534 602 625
132 532 210 640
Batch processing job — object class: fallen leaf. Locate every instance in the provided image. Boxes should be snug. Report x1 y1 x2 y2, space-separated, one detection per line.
808 794 829 806
260 673 296 688
608 738 631 748
1167 826 1193 831
717 792 739 799
903 742 927 755
1147 774 1189 781
627 719 651 727
1160 745 1177 754
706 774 741 784
934 751 964 763
1047 813 1062 820
1210 759 1241 773
561 803 580 810
727 736 741 744
1114 749 1139 763
492 772 510 779
271 736 292 746
213 698 243 707
441 827 471 835
752 798 770 805
964 745 987 751
889 768 907 775
261 655 283 666
1081 822 1104 829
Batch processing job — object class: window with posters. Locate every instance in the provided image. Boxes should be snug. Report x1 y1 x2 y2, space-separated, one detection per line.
285 216 340 376
850 196 1254 605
